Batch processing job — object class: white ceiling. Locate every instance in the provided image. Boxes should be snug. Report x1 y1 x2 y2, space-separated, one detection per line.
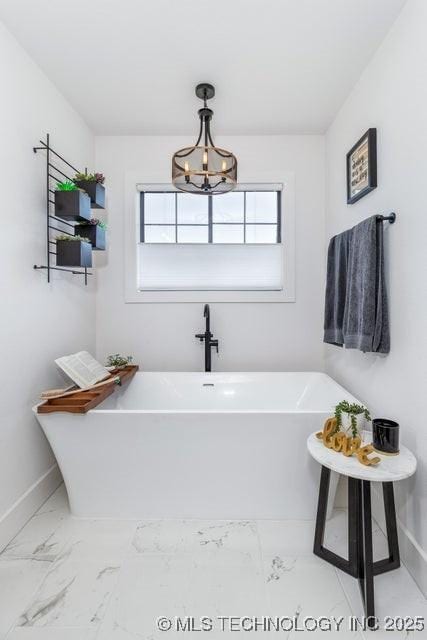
0 0 406 135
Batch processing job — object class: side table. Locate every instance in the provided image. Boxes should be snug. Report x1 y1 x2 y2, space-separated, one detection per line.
307 432 416 629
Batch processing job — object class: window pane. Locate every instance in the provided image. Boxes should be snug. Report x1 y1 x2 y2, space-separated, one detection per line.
246 192 277 223
213 224 244 243
213 191 244 223
177 226 208 243
177 193 208 224
144 225 175 243
144 193 175 224
246 224 277 243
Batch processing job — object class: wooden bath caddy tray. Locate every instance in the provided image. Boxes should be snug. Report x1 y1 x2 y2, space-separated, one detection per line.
37 365 138 414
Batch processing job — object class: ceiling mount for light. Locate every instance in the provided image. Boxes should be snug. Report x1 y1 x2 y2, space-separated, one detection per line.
172 83 237 195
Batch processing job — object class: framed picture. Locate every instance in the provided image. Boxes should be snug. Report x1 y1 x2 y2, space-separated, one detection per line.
346 128 377 204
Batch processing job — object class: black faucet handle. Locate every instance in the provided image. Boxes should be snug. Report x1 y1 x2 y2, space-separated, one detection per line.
195 333 205 342
211 339 219 353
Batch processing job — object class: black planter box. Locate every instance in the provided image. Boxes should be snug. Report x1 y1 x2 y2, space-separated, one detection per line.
76 224 106 250
56 240 92 268
55 190 91 222
75 181 105 209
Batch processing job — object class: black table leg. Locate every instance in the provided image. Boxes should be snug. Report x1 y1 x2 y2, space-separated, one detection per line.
374 482 400 575
349 475 362 577
359 480 376 627
313 465 330 554
314 466 359 575
313 465 400 629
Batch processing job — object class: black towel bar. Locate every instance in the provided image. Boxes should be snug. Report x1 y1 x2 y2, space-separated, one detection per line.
376 212 396 224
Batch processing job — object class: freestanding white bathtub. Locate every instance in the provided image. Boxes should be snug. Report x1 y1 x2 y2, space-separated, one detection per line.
35 372 359 519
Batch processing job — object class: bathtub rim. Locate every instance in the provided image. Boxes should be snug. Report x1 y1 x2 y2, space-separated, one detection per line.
33 370 361 416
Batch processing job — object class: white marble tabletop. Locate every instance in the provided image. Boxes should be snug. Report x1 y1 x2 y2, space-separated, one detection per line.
307 431 416 482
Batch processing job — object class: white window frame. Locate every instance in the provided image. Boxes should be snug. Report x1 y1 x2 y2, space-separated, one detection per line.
124 171 296 303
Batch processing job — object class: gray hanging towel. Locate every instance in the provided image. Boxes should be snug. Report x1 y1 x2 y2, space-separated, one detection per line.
342 215 390 353
323 229 352 346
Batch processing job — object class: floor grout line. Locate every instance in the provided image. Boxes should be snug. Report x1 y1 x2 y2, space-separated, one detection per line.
333 566 365 639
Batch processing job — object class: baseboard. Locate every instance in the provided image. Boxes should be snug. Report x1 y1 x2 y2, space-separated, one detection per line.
0 464 63 553
371 484 427 598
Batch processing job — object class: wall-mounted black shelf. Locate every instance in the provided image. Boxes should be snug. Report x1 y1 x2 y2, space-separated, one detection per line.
33 133 94 285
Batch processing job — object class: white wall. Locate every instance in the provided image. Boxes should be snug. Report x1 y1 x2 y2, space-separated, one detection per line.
325 0 427 593
0 22 95 549
2 0 424 598
95 135 325 372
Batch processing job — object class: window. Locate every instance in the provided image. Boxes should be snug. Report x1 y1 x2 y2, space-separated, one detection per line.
140 190 281 245
135 185 287 295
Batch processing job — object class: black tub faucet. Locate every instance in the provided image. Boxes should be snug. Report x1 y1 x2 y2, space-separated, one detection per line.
195 304 219 372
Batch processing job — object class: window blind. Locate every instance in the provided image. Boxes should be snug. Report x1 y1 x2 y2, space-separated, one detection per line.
138 243 283 291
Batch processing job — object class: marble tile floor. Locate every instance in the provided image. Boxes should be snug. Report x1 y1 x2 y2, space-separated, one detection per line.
0 485 426 640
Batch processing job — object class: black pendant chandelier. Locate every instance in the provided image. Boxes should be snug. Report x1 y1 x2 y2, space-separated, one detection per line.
172 83 237 195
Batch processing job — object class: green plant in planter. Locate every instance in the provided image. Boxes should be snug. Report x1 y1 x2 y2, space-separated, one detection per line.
334 400 371 437
56 234 90 242
106 354 133 368
56 180 78 191
74 172 105 184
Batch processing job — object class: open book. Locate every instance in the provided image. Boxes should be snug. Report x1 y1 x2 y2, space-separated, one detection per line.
55 351 111 389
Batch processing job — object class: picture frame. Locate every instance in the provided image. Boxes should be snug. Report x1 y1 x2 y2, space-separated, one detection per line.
346 128 377 204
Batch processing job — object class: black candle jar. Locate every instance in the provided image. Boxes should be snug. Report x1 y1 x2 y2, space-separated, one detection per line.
372 418 400 455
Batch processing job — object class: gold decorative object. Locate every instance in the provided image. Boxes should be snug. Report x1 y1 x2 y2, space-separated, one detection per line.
356 444 381 466
316 418 380 467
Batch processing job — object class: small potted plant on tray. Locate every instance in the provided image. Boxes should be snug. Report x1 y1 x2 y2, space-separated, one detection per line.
106 354 133 370
55 181 91 222
74 172 105 209
56 234 92 268
334 400 371 438
76 218 106 250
